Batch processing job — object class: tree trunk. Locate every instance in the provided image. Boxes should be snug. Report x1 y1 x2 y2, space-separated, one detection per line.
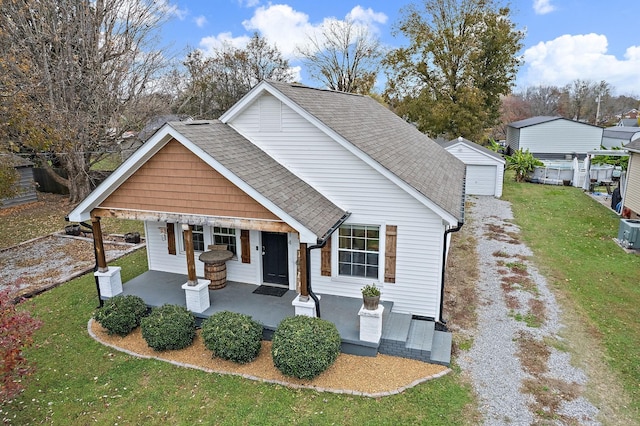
64 151 92 203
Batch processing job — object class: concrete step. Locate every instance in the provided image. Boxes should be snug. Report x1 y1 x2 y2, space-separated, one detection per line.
430 330 452 366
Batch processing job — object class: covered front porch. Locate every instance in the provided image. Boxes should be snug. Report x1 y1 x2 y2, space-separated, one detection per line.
109 270 452 365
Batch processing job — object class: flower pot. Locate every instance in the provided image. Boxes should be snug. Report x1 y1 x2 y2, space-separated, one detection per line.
65 224 81 236
363 295 380 310
124 232 141 244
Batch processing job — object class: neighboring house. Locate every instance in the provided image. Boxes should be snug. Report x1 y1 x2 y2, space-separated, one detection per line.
616 118 638 127
67 81 466 362
621 138 640 219
1 154 37 208
506 116 603 160
441 137 505 197
602 126 640 149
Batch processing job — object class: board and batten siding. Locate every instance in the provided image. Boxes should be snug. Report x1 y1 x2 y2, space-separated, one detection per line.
623 153 640 216
229 92 447 318
515 120 602 156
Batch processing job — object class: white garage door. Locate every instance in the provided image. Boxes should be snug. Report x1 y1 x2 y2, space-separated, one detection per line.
466 165 497 195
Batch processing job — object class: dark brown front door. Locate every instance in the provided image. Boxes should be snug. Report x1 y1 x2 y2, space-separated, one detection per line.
261 232 288 286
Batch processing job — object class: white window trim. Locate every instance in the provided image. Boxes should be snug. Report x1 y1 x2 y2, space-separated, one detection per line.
212 227 238 261
332 223 386 284
179 224 206 254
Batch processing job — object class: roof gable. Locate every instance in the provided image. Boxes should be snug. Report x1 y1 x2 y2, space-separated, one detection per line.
443 137 505 163
222 81 465 224
509 116 602 130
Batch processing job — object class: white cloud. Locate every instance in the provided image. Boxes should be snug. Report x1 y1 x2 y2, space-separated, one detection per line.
238 0 260 7
199 32 251 55
194 15 207 28
520 33 640 96
533 0 556 15
347 6 387 26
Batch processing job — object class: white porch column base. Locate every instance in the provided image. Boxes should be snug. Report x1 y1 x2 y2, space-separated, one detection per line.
95 266 122 298
292 294 319 317
181 279 211 313
358 304 385 343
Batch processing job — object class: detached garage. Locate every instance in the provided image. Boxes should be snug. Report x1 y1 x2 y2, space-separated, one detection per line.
442 137 505 197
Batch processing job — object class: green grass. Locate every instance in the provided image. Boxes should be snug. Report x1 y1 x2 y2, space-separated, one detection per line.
5 249 473 425
503 175 640 413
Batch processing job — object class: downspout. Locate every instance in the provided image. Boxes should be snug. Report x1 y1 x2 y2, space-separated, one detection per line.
305 212 351 318
65 216 103 308
438 221 463 330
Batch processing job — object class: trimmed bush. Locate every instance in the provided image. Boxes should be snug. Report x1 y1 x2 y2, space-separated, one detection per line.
201 311 263 364
141 304 195 351
93 295 148 336
271 315 341 379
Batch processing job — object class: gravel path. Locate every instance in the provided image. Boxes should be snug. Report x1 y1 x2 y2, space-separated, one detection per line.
458 196 600 425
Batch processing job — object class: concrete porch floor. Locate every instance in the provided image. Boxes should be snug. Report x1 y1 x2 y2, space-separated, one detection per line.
114 270 451 365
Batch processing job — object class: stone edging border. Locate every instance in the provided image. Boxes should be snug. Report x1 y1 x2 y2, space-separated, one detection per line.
87 319 451 398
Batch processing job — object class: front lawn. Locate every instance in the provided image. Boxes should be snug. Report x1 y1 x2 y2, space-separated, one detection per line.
503 176 640 416
4 249 473 425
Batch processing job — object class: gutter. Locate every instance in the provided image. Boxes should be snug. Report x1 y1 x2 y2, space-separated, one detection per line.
65 215 103 308
305 212 351 317
438 221 463 330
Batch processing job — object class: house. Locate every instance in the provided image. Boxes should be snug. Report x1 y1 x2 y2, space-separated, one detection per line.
602 126 640 149
1 154 37 208
67 81 466 363
441 137 505 197
616 118 638 127
621 138 640 219
506 116 603 160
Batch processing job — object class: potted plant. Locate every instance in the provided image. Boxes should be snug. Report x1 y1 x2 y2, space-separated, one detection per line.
361 283 381 310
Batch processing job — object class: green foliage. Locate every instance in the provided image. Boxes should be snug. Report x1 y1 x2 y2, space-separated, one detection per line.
271 316 341 380
506 149 543 182
591 145 628 170
361 283 381 297
383 0 524 140
0 288 42 401
93 295 148 337
0 158 21 202
201 311 263 364
141 304 195 351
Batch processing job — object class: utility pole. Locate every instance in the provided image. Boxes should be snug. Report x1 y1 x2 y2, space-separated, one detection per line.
595 95 601 124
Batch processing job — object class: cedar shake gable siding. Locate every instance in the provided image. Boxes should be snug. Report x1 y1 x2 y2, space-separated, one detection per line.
100 139 279 220
166 120 347 239
265 81 466 223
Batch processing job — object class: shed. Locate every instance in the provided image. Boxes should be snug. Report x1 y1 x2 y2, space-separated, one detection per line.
506 116 603 160
621 139 640 218
441 137 505 197
1 154 37 208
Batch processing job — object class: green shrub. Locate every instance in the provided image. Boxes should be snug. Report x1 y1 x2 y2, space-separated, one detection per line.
201 311 263 364
271 315 341 379
141 304 195 351
93 295 148 336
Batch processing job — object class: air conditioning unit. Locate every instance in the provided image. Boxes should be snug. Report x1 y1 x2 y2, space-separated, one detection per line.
617 219 640 249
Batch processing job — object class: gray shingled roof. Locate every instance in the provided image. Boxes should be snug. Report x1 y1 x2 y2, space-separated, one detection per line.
266 81 465 222
442 137 505 162
508 116 561 128
168 120 347 240
626 139 640 152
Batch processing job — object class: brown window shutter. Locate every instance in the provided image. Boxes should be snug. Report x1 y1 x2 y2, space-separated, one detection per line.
384 225 397 283
241 230 251 263
167 223 176 255
320 237 332 276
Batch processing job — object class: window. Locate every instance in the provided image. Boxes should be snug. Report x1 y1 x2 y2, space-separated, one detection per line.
182 225 205 252
338 225 379 278
213 227 237 256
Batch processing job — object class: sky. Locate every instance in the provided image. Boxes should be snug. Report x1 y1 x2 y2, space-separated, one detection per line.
158 0 639 97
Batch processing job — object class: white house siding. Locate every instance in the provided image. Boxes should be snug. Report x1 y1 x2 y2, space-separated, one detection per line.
229 93 446 318
145 222 261 285
506 127 521 152
445 142 504 197
623 154 640 216
513 120 603 158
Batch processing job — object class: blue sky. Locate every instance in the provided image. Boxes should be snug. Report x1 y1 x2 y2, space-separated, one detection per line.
159 0 639 96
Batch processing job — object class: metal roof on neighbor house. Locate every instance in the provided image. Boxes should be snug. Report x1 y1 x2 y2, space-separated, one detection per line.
509 116 602 130
265 81 465 223
167 120 348 240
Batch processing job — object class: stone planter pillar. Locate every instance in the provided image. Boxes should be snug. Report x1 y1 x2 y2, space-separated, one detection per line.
95 266 122 298
182 279 211 313
358 304 384 343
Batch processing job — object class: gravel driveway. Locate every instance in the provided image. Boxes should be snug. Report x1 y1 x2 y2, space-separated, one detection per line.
458 196 600 425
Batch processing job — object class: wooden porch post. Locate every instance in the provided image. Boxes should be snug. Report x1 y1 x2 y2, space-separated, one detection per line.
91 216 108 273
299 243 308 299
182 224 198 285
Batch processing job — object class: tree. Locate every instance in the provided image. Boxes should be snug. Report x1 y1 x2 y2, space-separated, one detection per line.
297 19 384 94
0 288 42 402
383 0 524 141
176 33 294 119
0 0 170 202
523 85 562 116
